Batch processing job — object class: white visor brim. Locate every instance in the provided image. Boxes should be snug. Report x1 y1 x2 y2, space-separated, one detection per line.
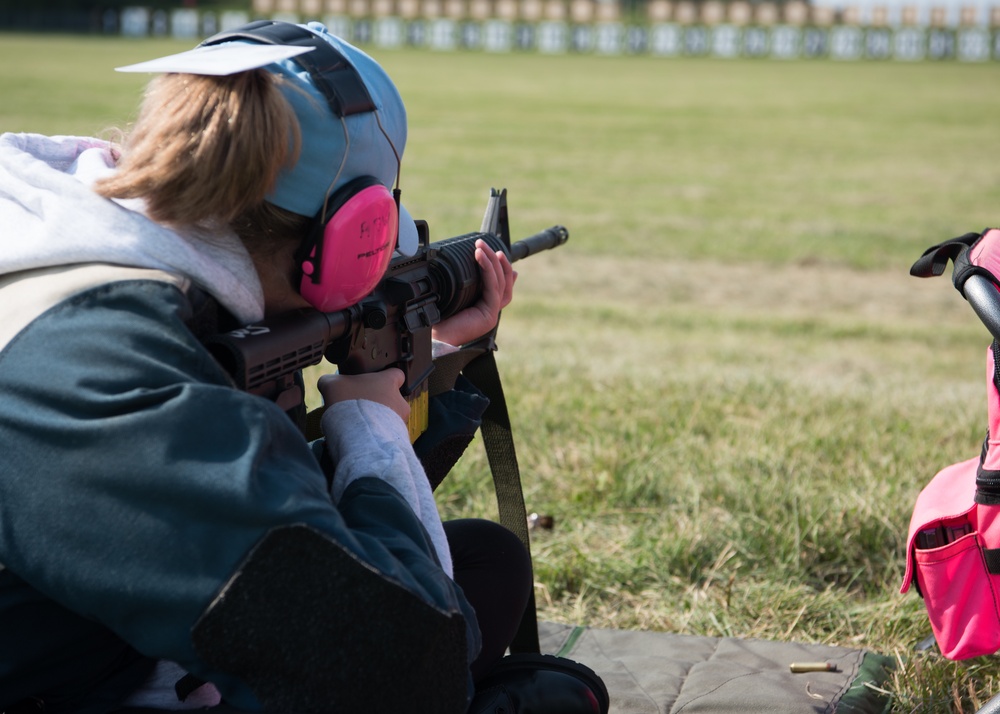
115 44 315 76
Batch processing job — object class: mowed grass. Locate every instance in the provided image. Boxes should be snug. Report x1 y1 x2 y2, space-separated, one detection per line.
3 31 1000 711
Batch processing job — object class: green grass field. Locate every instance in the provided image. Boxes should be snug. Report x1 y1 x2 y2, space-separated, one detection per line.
3 31 1000 711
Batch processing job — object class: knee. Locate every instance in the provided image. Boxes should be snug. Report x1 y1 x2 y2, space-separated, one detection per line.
445 518 532 578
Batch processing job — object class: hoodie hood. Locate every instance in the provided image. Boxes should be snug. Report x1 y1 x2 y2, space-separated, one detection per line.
0 132 265 324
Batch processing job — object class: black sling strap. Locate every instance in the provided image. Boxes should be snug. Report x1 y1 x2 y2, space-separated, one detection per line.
458 349 540 654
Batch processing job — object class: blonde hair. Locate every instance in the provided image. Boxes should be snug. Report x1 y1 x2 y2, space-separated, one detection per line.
95 70 300 230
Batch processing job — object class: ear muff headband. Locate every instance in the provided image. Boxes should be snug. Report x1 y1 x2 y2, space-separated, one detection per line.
200 21 399 312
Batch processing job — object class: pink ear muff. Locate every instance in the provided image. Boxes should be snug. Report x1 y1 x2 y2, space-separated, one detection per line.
299 183 398 312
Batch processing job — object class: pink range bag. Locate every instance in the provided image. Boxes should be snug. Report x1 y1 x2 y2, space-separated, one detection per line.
902 227 1000 660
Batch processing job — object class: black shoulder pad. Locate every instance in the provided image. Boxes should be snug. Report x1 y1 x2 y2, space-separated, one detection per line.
192 524 469 713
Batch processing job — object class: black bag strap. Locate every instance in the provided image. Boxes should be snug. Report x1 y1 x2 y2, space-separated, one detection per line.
461 349 540 654
984 548 1000 575
910 229 1000 300
909 231 984 280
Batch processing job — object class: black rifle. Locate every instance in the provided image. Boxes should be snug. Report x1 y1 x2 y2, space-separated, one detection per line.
205 189 562 653
204 188 568 442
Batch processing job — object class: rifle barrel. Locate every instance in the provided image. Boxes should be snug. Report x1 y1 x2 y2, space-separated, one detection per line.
205 223 569 400
509 225 569 262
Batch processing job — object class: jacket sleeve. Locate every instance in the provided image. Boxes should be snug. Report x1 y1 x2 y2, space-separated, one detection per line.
322 398 455 576
0 279 478 711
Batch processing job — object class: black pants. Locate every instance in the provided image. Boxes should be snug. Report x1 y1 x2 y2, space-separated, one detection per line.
445 519 533 684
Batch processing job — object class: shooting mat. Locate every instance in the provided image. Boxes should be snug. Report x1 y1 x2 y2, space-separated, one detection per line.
538 621 893 713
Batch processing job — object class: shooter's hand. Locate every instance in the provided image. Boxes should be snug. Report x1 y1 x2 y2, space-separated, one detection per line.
318 368 411 424
431 239 517 347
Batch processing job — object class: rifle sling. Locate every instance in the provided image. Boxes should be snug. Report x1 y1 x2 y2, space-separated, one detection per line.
460 349 541 655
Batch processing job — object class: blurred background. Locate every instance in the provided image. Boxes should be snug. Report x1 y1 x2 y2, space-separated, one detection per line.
1 0 998 62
